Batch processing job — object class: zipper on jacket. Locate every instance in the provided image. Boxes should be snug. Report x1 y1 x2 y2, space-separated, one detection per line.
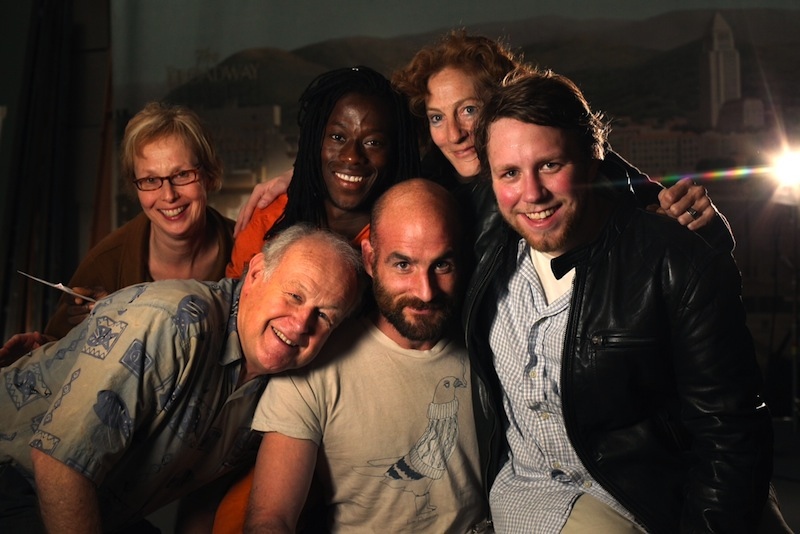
589 332 658 348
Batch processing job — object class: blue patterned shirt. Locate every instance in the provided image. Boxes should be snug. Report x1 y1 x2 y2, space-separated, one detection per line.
0 278 266 530
487 239 636 533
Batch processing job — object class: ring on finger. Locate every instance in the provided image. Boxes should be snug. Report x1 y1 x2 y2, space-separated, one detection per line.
686 207 700 220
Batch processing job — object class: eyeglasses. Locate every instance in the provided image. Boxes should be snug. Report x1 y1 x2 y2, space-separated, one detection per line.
132 168 201 191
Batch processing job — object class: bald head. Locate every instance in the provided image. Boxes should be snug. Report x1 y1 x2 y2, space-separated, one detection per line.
370 178 462 246
364 178 463 349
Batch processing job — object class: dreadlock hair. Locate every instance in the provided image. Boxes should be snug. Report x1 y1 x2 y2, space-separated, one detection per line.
267 66 420 239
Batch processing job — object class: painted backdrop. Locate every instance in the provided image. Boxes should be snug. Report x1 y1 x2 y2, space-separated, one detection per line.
112 0 800 414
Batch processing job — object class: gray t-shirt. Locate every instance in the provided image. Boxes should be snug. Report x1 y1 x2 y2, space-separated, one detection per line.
255 316 487 532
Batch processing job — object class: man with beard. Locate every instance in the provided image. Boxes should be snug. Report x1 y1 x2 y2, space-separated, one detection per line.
466 69 782 532
236 179 490 533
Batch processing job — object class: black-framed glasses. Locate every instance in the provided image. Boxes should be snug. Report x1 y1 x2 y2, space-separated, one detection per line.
132 168 201 191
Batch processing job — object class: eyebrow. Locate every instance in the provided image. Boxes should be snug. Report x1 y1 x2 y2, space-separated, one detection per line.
426 96 481 113
385 250 457 264
325 121 390 135
289 280 346 313
492 163 518 174
384 251 409 263
433 251 458 264
137 163 193 177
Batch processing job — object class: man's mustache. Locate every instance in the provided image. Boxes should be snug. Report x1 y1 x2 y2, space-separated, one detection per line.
397 295 449 311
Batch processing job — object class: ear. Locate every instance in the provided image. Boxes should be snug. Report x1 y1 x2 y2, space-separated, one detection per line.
244 252 266 287
361 238 375 278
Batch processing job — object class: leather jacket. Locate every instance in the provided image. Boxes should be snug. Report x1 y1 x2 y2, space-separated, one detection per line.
462 179 772 532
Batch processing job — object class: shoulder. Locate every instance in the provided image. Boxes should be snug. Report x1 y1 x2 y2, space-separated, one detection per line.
207 205 235 255
65 213 150 288
252 193 289 227
604 206 733 288
207 205 235 237
80 212 149 263
94 279 235 330
300 317 369 371
623 208 719 259
233 194 289 245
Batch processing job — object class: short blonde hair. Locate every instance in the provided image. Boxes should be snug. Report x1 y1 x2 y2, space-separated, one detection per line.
120 102 223 195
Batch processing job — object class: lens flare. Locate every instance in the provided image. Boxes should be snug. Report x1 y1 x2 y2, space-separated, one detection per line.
653 165 772 186
772 151 800 188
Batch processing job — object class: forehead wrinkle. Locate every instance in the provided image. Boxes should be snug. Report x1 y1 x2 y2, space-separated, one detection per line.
384 245 456 265
136 156 194 177
426 93 479 111
385 251 413 264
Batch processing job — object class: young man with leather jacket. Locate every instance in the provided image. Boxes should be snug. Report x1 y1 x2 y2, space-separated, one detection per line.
465 67 783 533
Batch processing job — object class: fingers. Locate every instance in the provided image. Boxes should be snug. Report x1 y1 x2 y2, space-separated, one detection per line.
257 173 290 210
70 286 98 301
66 286 105 325
234 182 271 237
234 197 260 237
684 203 714 230
233 171 293 237
70 286 105 304
0 332 48 365
644 203 661 214
234 200 258 237
66 303 92 326
658 178 714 230
94 289 110 300
658 177 693 211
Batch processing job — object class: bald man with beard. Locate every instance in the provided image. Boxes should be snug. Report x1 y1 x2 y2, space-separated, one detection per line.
239 179 491 533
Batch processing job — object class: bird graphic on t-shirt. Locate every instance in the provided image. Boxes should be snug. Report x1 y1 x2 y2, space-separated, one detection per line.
353 375 465 518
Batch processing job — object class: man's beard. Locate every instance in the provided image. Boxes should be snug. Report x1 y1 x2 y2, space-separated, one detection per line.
372 278 456 344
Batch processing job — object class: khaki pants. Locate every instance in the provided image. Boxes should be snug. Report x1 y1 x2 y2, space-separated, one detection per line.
562 494 642 533
561 485 792 534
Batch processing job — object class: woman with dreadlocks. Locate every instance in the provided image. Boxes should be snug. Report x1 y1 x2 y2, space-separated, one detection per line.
225 65 420 278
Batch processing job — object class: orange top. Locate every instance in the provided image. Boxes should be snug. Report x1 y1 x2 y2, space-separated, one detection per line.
227 194 371 279
212 468 256 534
226 194 289 278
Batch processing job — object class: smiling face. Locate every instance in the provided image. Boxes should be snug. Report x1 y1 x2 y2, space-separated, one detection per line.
487 118 600 256
237 238 358 376
425 67 483 181
321 92 394 216
134 135 208 241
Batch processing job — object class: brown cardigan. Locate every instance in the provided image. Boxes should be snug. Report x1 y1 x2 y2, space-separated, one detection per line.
44 207 234 338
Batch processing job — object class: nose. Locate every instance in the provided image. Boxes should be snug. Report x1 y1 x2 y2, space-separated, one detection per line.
446 116 468 144
521 172 549 204
292 305 317 334
340 140 365 164
161 181 179 201
412 270 440 303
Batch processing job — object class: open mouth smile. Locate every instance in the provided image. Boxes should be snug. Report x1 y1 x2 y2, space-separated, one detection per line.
159 206 187 218
524 207 556 220
272 326 298 347
335 172 364 183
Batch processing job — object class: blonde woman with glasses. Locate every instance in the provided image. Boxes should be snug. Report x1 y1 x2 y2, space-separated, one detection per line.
1 102 233 361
